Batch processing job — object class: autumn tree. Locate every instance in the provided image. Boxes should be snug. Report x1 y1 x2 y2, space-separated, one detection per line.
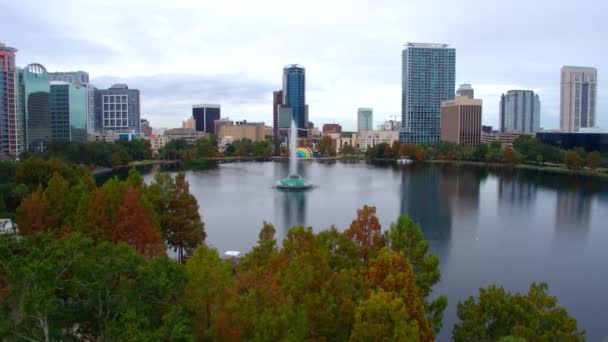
564 150 582 169
503 147 514 163
453 282 584 341
15 190 53 235
317 135 336 156
415 148 426 161
114 188 164 258
165 172 206 263
344 205 384 263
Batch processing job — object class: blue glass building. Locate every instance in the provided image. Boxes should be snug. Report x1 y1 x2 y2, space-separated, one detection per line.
282 64 307 137
401 43 455 144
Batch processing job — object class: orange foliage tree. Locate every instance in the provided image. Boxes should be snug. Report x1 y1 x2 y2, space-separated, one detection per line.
344 205 384 263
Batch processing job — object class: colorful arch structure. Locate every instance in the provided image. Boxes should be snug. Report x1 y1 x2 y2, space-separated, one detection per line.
296 147 313 158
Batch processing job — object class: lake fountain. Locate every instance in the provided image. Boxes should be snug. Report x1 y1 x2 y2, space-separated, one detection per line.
276 120 314 190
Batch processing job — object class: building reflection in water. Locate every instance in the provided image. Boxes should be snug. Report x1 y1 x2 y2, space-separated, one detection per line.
497 173 538 216
554 190 592 237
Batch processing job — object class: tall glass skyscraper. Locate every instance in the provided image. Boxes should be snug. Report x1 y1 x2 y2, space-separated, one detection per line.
282 64 307 137
50 82 88 143
19 63 51 152
499 90 541 133
401 43 455 144
0 42 20 157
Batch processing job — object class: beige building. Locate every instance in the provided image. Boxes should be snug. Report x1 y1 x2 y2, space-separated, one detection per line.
149 135 169 152
182 116 196 129
560 66 597 132
441 96 482 147
164 128 207 145
357 130 399 150
481 131 525 148
218 121 265 142
214 118 234 136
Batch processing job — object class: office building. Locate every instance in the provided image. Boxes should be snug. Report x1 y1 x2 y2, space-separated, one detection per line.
379 120 401 131
48 71 89 84
93 84 140 133
457 83 474 99
273 90 282 140
192 104 220 134
182 116 195 129
140 118 152 137
18 63 51 152
440 96 482 146
499 90 540 133
357 108 373 131
0 42 20 157
357 130 399 150
218 120 265 142
560 66 597 132
164 127 207 145
401 43 456 144
536 132 607 154
480 131 524 148
214 118 233 137
282 65 308 137
322 123 342 134
50 81 88 143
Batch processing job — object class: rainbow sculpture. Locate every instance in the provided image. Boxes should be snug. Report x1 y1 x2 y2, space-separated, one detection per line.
296 147 313 159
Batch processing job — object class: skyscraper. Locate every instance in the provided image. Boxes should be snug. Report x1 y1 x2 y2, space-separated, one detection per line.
192 104 220 134
49 71 91 134
282 64 308 137
18 64 51 152
357 108 373 131
93 84 140 133
456 83 474 99
401 43 456 144
0 42 20 157
499 90 540 133
440 96 482 147
272 90 282 140
560 66 597 132
50 81 88 142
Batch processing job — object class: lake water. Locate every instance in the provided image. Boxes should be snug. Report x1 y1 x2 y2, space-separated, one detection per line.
139 161 608 340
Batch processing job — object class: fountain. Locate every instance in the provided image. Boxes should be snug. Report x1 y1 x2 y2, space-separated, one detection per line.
276 120 314 190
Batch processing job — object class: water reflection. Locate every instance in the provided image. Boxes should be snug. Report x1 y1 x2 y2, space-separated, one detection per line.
555 190 592 236
281 191 307 232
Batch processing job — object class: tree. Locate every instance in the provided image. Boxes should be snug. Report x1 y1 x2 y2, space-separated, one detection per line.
503 147 514 163
185 245 232 340
564 150 582 169
344 205 384 263
473 143 489 161
165 172 206 263
586 151 601 170
415 148 426 161
536 154 543 165
384 215 446 333
114 188 164 258
453 282 584 341
317 135 336 156
350 290 422 342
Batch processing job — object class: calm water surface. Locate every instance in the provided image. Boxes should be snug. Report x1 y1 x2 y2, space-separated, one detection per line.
140 161 608 340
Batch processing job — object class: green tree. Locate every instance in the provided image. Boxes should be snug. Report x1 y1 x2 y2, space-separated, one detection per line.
185 244 232 340
384 215 446 333
586 151 601 170
453 282 584 341
165 172 206 262
473 143 489 161
564 150 582 169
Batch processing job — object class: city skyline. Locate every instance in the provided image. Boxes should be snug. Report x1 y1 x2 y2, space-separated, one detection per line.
2 0 606 131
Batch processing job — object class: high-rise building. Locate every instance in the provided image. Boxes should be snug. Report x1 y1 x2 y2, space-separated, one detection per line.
457 83 474 99
50 81 88 143
93 84 140 133
0 42 20 157
140 118 152 137
401 43 456 144
182 116 195 129
560 66 597 132
322 123 342 134
282 64 308 137
499 90 540 133
49 71 91 135
48 71 89 84
357 108 373 131
440 95 482 146
272 90 282 141
379 120 401 131
192 104 220 134
18 64 51 152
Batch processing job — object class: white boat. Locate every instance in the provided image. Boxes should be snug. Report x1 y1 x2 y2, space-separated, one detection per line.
397 158 413 165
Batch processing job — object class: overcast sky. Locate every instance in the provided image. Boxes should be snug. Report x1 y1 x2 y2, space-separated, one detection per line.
2 0 606 131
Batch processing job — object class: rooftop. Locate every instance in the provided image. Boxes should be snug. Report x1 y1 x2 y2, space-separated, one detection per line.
193 104 221 108
562 65 597 71
405 42 450 48
0 42 17 52
110 83 129 89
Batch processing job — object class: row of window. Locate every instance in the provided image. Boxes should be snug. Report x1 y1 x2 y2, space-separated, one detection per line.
103 104 128 110
104 119 128 127
103 95 128 103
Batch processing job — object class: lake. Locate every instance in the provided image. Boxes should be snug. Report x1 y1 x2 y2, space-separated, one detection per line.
137 161 608 340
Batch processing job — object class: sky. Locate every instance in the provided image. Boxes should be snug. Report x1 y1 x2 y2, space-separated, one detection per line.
1 0 607 131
